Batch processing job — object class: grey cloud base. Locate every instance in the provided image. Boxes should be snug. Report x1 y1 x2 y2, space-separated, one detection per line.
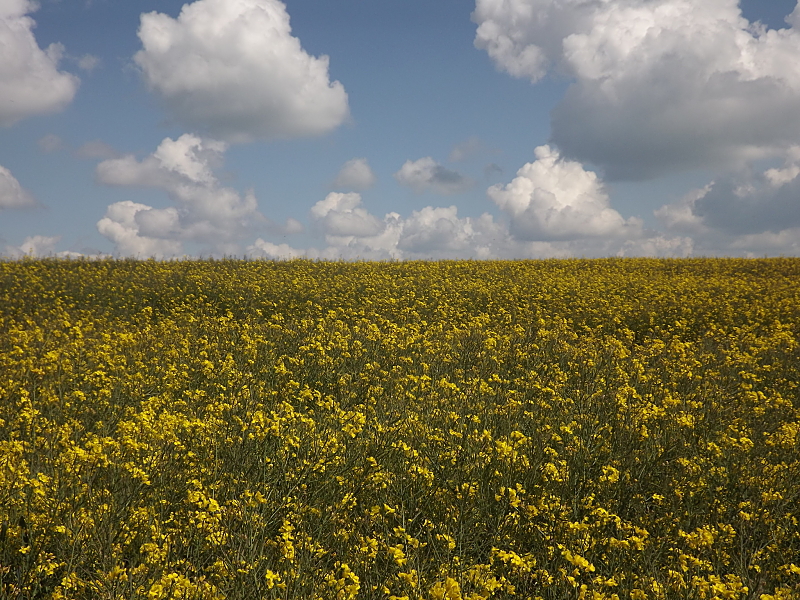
473 0 800 180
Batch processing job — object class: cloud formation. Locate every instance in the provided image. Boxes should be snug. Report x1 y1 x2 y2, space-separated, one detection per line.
488 145 641 241
134 0 349 143
332 158 376 191
251 192 689 260
308 200 508 260
655 146 800 254
0 0 79 126
1 235 86 259
396 206 507 259
246 240 305 260
18 235 59 256
0 165 36 209
473 0 800 180
96 134 269 256
394 157 473 195
251 193 513 260
96 201 184 259
311 192 384 238
245 184 688 261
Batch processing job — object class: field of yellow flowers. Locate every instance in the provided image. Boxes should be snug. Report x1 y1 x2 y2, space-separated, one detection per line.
1 258 799 600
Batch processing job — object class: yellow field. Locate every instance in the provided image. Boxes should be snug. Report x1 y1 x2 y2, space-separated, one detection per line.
1 258 799 600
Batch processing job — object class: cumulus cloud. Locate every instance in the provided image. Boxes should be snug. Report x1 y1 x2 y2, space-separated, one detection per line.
133 0 349 143
311 192 384 238
473 0 800 180
654 186 711 235
488 145 642 241
305 193 502 259
655 147 800 255
18 235 60 256
246 186 695 260
304 192 563 259
727 228 800 256
332 158 376 191
672 152 800 235
396 206 508 259
394 157 473 195
15 235 83 258
246 239 306 260
0 165 36 209
97 201 184 258
96 134 270 255
616 235 694 258
1 235 86 259
0 0 79 126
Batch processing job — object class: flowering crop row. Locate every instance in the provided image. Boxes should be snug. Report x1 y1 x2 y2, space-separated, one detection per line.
1 258 799 600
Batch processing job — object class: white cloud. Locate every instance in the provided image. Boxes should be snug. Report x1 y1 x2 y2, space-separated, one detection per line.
488 145 641 241
728 228 800 255
311 192 384 238
97 201 184 258
654 186 712 235
96 134 269 255
0 164 36 209
764 145 800 187
0 0 79 126
397 206 508 259
616 235 694 258
284 218 304 234
306 192 553 259
473 0 800 180
332 158 376 191
249 187 699 260
472 0 552 82
394 157 473 195
134 0 349 143
247 239 306 260
18 235 60 256
308 193 499 259
1 235 86 259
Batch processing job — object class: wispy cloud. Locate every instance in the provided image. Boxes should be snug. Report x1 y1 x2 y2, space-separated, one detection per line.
394 157 473 195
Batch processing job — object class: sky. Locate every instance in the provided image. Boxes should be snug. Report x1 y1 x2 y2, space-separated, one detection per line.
1 0 800 260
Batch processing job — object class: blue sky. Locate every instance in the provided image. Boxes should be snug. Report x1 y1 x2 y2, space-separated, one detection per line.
1 0 799 259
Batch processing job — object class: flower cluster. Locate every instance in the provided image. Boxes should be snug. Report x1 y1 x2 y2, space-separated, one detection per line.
1 257 799 599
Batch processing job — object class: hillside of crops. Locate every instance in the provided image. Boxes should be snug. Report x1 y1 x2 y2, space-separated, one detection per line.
1 258 799 600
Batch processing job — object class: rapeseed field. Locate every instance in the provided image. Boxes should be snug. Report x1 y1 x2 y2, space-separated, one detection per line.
1 258 799 600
